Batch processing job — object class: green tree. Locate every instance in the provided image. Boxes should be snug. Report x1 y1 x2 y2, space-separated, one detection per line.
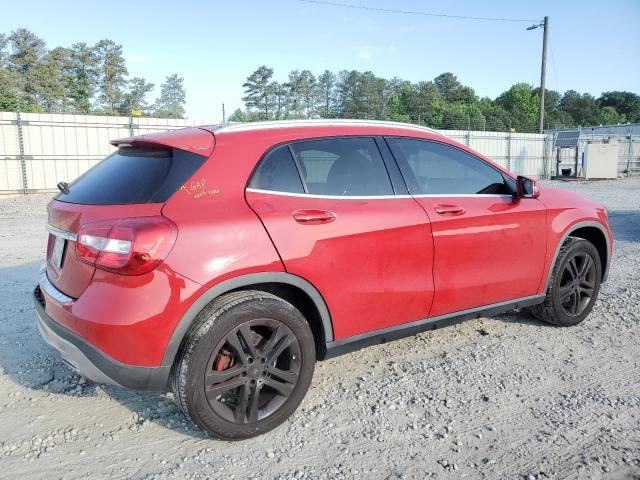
35 47 68 112
335 70 386 119
598 91 640 123
301 70 318 118
478 98 510 131
7 28 46 73
597 106 626 125
434 72 475 104
466 104 486 130
317 70 336 118
285 70 304 118
441 103 469 130
286 70 318 118
358 71 386 119
412 81 444 126
533 88 570 129
270 81 288 119
242 66 274 120
559 90 599 126
335 70 360 118
94 39 128 114
386 80 413 122
7 28 47 109
0 33 20 110
496 83 539 131
434 72 458 102
153 74 186 118
236 65 635 132
0 68 20 110
228 107 262 122
65 42 99 113
0 33 9 65
119 77 154 114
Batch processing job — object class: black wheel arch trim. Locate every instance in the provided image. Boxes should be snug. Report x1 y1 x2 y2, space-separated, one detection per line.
161 272 334 368
544 220 611 291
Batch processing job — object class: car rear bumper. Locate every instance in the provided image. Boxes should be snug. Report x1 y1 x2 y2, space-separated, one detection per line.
34 287 171 391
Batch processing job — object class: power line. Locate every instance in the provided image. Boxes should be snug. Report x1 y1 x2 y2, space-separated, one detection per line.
549 46 568 128
293 0 539 23
550 47 561 94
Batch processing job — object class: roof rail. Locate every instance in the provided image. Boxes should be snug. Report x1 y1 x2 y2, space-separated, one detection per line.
201 119 443 136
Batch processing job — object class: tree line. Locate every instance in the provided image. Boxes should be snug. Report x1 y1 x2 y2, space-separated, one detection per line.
0 28 186 118
231 66 640 132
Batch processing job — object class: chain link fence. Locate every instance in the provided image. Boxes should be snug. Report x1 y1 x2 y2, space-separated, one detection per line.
4 111 625 196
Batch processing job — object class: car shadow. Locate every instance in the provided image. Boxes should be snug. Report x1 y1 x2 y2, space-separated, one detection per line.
606 210 640 243
0 260 207 439
490 308 551 327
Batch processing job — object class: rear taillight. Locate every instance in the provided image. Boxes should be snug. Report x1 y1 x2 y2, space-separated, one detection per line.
76 216 177 275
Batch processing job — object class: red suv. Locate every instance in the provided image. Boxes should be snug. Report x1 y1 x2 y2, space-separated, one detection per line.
34 120 612 439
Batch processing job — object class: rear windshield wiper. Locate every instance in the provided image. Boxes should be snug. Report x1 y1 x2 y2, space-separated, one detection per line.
57 181 70 194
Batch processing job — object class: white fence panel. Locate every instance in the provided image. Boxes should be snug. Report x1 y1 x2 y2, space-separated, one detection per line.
1 112 551 194
0 112 23 191
438 129 550 177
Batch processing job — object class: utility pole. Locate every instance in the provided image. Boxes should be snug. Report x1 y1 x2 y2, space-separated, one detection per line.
538 16 549 134
528 16 549 134
222 103 226 123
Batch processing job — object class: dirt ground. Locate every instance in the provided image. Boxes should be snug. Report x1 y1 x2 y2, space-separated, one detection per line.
0 178 639 480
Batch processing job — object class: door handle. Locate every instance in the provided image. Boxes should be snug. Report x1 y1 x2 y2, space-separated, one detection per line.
434 204 466 215
293 209 337 224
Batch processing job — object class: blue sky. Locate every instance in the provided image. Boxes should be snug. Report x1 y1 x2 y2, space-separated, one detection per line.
2 0 639 121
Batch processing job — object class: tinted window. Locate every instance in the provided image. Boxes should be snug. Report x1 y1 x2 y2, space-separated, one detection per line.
291 137 393 196
56 147 206 205
249 146 304 193
387 138 511 195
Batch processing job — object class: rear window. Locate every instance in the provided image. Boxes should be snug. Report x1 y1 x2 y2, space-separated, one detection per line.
55 147 206 205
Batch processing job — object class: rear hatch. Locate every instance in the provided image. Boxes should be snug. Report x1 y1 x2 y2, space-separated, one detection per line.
46 129 213 298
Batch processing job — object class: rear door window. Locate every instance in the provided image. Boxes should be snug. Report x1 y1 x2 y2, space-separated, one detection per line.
291 137 393 196
55 147 206 205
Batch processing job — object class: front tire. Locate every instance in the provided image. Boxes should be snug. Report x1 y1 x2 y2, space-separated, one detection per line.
172 291 316 440
529 237 602 327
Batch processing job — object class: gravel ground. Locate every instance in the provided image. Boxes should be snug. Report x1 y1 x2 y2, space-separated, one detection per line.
0 178 639 480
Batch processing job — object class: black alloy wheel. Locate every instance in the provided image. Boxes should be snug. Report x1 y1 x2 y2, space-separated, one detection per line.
173 291 315 440
527 237 602 327
558 251 597 317
204 319 302 424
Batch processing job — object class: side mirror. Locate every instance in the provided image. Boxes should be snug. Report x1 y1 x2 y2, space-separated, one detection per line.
516 176 540 198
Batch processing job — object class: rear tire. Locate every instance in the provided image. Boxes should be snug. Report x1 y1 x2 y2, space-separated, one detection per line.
528 237 602 327
172 290 315 440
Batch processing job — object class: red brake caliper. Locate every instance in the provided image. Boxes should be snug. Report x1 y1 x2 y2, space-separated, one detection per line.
214 348 235 371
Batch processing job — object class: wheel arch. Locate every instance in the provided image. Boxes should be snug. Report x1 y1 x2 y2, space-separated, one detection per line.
161 272 334 368
544 220 611 291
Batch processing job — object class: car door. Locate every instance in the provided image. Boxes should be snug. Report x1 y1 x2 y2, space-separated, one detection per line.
386 137 547 317
245 137 434 340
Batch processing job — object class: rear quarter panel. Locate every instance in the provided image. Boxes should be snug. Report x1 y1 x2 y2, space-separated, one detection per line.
160 135 285 288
